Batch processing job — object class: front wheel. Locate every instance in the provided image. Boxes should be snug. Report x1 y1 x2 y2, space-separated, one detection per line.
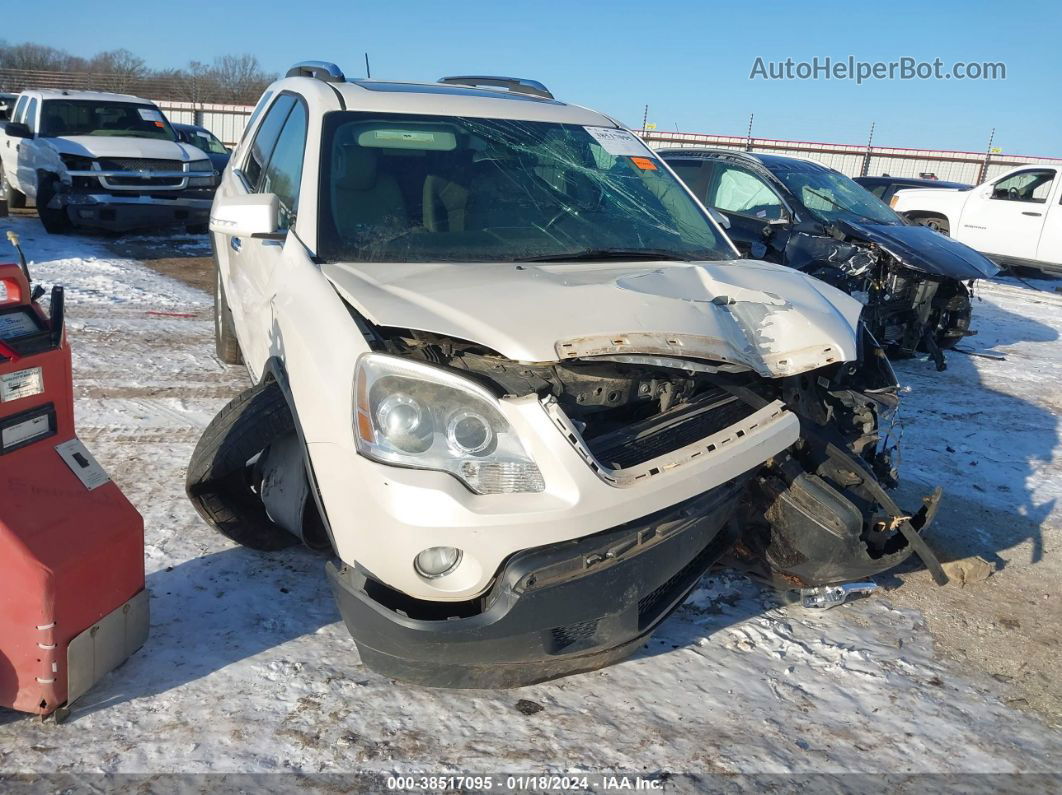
186 381 299 551
933 281 972 350
36 175 70 234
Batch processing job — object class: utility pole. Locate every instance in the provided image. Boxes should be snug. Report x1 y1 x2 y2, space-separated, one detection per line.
860 121 875 177
365 53 372 79
641 104 649 133
745 113 754 152
978 128 996 184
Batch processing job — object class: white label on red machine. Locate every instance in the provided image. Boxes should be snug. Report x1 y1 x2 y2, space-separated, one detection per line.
583 126 653 157
0 367 43 402
0 311 40 340
1 413 50 448
55 438 111 490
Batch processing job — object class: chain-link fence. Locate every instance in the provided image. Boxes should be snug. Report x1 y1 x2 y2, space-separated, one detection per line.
0 67 270 105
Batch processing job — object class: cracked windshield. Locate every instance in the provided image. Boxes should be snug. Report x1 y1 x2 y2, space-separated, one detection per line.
39 100 178 140
317 113 733 262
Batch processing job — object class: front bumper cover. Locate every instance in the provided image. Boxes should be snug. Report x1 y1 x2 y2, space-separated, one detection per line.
327 477 747 688
54 191 213 232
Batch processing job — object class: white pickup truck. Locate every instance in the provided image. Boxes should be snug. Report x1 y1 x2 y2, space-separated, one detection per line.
892 163 1062 275
0 89 216 234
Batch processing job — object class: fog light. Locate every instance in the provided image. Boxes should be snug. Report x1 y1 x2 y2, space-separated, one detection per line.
415 546 462 579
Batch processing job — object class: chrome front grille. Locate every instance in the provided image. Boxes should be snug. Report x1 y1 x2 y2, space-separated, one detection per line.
97 158 177 172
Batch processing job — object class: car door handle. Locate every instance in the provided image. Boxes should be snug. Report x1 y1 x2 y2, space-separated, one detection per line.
230 237 241 252
1022 211 1043 217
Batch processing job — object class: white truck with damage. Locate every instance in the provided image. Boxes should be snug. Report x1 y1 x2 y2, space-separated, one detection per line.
186 62 945 688
893 163 1062 275
0 89 216 233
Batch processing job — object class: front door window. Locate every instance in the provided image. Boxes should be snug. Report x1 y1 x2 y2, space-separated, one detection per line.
707 166 785 220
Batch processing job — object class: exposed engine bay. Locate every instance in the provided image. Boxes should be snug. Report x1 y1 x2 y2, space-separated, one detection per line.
783 228 973 371
375 324 946 589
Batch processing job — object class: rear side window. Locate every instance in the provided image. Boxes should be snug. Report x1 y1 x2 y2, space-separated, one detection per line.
24 98 38 133
259 102 308 229
242 94 295 189
667 160 707 198
12 96 28 123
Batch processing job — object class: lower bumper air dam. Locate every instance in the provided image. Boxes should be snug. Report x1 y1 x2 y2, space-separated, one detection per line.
327 477 747 688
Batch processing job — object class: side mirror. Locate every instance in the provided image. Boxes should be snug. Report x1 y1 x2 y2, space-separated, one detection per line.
762 212 792 237
209 193 281 238
707 208 731 230
4 122 32 139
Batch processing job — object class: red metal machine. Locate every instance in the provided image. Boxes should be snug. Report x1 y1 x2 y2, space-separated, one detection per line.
0 236 147 720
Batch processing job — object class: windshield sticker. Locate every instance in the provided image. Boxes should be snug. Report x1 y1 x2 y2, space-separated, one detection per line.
137 108 164 122
583 126 651 157
630 156 657 171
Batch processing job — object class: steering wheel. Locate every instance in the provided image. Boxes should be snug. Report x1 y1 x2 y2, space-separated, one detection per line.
1008 186 1021 200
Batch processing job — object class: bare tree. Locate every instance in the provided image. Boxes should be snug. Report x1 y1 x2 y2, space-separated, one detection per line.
0 41 276 103
180 60 212 104
0 42 83 72
88 49 147 92
211 54 271 103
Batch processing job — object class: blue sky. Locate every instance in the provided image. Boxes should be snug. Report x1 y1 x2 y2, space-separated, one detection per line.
14 0 1062 156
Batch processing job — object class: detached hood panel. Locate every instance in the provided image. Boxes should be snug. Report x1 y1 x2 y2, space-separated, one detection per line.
323 259 864 378
46 136 199 162
837 219 1000 279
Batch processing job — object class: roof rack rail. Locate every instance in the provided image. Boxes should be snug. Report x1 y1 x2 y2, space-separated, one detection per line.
286 61 346 83
437 75 553 100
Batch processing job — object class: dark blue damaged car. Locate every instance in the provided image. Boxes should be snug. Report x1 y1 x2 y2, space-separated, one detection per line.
661 149 999 370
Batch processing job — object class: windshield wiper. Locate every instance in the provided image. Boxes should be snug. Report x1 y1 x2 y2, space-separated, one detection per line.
515 248 696 263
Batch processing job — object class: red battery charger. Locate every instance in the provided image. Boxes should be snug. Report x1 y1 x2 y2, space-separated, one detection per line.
0 252 147 719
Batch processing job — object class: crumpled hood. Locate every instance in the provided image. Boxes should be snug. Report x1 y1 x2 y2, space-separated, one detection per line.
323 259 865 378
45 135 202 162
836 219 999 279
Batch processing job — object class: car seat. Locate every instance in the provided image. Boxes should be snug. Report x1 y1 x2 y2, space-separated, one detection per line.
332 145 407 230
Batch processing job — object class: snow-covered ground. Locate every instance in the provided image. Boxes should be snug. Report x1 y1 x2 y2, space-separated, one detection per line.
1 216 1060 781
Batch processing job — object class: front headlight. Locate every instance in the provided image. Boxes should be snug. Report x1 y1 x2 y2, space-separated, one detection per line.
187 158 216 186
59 153 94 172
354 353 545 494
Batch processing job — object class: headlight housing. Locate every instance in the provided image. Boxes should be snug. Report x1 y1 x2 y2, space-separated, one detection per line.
59 153 94 172
354 353 545 494
186 159 216 187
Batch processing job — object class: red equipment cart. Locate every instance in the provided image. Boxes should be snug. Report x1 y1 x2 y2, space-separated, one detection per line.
0 247 147 720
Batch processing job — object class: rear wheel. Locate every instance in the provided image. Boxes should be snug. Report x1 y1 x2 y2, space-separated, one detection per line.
911 214 950 236
214 263 244 365
1 164 26 208
186 381 299 551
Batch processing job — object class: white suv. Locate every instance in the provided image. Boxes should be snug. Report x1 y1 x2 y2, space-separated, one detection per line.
188 62 942 687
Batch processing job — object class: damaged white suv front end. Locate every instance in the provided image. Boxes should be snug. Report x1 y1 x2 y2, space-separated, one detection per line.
189 65 943 688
